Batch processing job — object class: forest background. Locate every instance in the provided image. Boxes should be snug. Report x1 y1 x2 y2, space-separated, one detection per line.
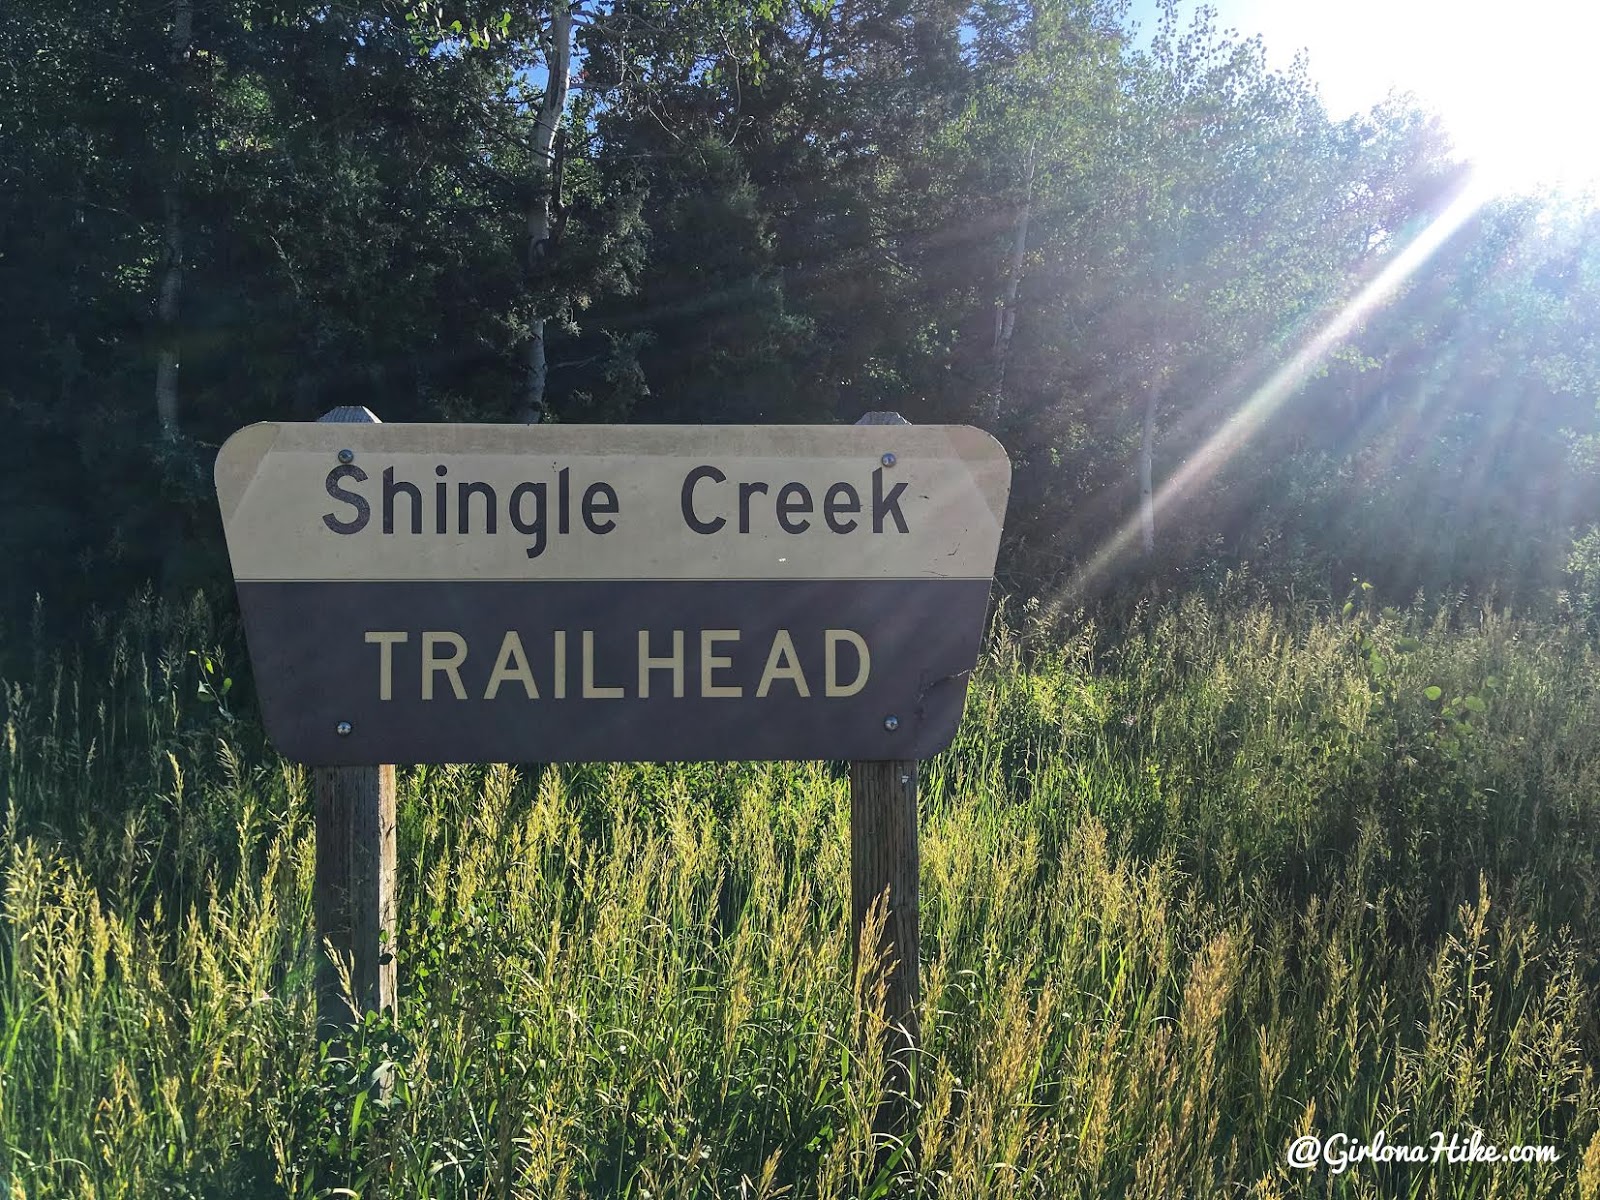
4 0 1599 630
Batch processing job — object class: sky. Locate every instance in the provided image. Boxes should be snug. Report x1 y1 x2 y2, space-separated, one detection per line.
1122 1 1599 196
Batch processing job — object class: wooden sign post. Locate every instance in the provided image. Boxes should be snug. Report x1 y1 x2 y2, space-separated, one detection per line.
850 759 920 1107
849 412 921 1123
311 406 396 1036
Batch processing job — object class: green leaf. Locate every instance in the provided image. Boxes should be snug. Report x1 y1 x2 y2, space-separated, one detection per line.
1463 695 1486 713
350 1089 367 1137
1424 685 1442 701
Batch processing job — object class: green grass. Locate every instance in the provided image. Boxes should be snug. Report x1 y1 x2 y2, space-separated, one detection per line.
2 585 1600 1197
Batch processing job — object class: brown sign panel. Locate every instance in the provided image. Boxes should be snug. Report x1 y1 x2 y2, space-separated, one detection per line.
215 423 1010 764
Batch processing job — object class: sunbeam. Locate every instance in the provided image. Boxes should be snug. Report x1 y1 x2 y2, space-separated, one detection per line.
1063 171 1497 599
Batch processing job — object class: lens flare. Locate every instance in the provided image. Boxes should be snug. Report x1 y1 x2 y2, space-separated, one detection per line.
1065 171 1495 598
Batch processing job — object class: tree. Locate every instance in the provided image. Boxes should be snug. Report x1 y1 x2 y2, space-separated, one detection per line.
522 1 575 422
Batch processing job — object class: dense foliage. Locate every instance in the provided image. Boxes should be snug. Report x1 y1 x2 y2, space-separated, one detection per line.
3 0 1597 621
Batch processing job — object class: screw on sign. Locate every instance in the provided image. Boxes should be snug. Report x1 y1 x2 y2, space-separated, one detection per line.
213 408 1011 1129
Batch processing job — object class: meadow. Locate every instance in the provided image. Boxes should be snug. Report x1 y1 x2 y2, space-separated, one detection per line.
3 583 1599 1198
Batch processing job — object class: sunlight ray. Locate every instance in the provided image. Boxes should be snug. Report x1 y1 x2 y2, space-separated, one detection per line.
1063 172 1497 599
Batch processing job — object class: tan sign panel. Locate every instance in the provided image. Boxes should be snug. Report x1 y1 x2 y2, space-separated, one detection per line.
215 423 1009 582
215 423 1012 764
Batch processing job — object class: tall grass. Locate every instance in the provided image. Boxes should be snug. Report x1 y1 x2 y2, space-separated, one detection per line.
2 586 1598 1197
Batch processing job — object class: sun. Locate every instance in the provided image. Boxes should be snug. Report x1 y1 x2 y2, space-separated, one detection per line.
1428 4 1600 198
1187 0 1600 199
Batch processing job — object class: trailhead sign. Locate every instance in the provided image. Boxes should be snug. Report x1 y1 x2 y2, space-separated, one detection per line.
215 422 1011 764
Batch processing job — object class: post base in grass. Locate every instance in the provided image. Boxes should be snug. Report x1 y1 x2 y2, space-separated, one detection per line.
849 758 921 1144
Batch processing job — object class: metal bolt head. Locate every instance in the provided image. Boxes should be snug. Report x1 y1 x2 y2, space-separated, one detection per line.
881 452 897 467
335 720 353 737
883 715 900 731
337 448 354 464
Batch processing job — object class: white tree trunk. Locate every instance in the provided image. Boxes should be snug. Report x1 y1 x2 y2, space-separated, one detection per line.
523 323 547 424
1140 384 1158 555
985 144 1035 430
521 2 574 424
155 0 192 439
